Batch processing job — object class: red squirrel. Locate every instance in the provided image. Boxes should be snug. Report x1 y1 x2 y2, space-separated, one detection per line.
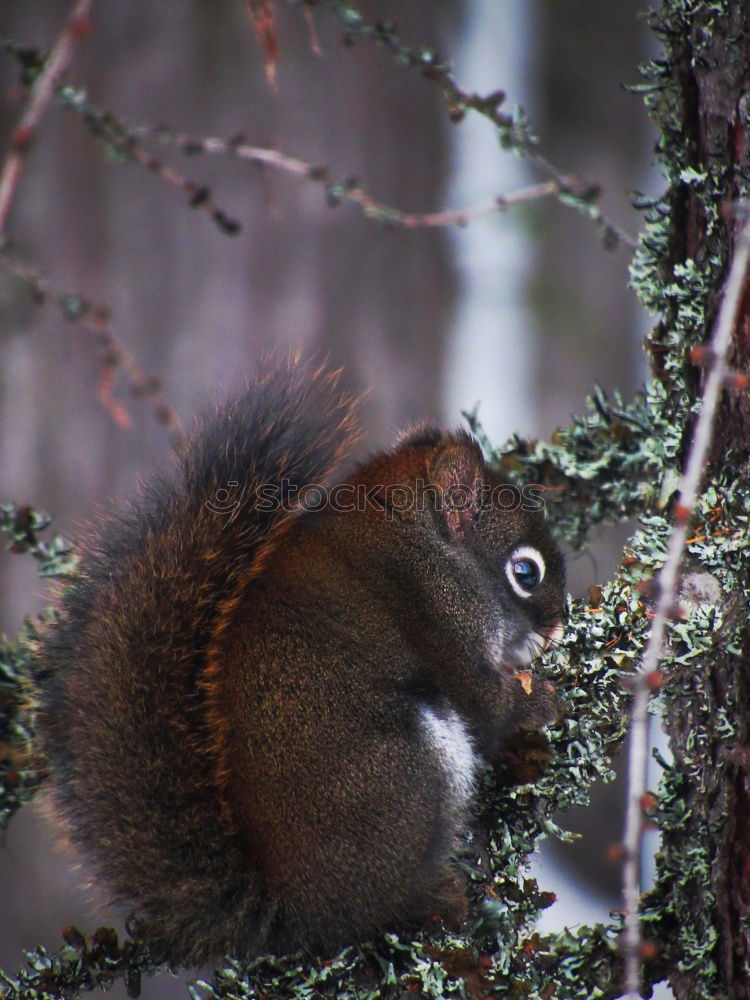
38 362 565 965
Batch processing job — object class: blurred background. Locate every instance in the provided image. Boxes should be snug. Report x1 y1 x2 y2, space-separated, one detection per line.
0 1 657 994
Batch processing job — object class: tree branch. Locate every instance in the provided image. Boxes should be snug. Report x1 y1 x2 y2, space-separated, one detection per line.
291 0 636 249
140 126 562 227
622 207 750 999
1 23 635 246
0 250 179 433
0 0 94 237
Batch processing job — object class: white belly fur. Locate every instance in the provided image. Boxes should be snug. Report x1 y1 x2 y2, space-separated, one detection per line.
420 706 478 809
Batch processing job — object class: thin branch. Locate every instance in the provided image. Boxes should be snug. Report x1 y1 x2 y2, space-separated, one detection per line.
293 0 637 250
54 89 243 236
0 41 242 236
622 207 750 999
245 0 280 90
0 0 94 236
0 251 180 434
140 126 561 227
2 29 634 246
55 84 563 231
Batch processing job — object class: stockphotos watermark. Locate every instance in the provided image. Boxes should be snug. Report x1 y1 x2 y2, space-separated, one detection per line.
206 479 547 520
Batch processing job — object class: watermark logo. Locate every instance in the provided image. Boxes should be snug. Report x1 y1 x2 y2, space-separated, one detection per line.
206 479 547 520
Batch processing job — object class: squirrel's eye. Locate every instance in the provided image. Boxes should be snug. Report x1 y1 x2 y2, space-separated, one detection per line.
505 546 546 599
514 559 539 587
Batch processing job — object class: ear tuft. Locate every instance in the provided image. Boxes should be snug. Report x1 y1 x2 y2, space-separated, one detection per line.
395 423 444 449
428 435 484 539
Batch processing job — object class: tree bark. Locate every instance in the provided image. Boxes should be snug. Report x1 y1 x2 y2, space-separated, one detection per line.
645 4 750 997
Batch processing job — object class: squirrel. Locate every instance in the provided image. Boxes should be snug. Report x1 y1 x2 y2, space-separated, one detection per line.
37 361 565 966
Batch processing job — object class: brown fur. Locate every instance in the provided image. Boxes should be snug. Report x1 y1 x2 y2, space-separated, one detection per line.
37 363 564 965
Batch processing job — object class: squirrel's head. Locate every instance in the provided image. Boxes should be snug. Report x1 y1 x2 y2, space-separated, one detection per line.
347 427 565 673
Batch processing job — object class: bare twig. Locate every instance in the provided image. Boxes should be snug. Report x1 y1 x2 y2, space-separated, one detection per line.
52 78 564 232
245 0 280 90
54 89 243 235
2 20 634 247
2 41 556 235
0 42 242 236
140 126 562 227
0 251 180 434
0 0 94 236
125 144 242 235
622 208 750 999
294 0 637 250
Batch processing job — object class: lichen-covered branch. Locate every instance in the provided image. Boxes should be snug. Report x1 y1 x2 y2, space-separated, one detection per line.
469 382 678 552
624 4 750 997
623 212 750 1000
0 505 76 831
0 926 160 1000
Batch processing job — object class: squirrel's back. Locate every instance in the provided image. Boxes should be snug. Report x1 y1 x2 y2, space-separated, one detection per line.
38 364 358 964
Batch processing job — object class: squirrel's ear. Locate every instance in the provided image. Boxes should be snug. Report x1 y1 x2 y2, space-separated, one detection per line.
428 436 484 539
396 423 444 448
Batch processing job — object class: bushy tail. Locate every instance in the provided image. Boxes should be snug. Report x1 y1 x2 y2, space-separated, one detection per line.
38 362 358 963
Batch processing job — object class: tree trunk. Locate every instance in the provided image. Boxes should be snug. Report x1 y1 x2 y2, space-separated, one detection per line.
643 3 750 997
